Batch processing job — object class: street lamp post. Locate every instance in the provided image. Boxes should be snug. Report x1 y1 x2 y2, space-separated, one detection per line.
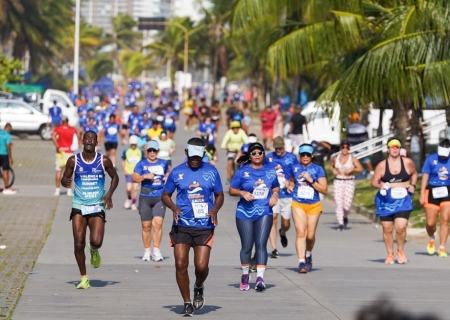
73 0 81 96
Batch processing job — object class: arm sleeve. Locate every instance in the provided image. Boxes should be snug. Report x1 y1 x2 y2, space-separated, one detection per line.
422 156 431 174
221 131 230 149
230 169 242 189
317 166 326 179
133 161 143 174
6 134 12 144
212 168 223 193
164 171 176 193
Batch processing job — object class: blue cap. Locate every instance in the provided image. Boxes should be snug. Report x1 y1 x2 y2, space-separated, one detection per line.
146 140 159 150
299 145 314 154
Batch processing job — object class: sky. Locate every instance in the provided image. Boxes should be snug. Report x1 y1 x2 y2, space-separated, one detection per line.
174 0 206 22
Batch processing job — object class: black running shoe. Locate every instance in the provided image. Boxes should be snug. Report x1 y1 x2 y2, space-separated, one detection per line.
270 249 279 259
249 256 257 273
279 228 288 248
193 286 205 310
343 217 348 228
181 302 194 317
338 225 344 231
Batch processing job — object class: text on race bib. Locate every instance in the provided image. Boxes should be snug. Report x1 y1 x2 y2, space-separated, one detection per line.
128 156 140 164
148 165 164 176
390 188 407 199
158 150 169 157
192 202 209 218
107 127 118 135
252 188 269 200
297 186 314 200
164 118 174 124
81 204 103 215
432 186 449 199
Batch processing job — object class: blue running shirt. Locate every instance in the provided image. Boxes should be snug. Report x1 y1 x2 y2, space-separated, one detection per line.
265 152 299 199
73 153 106 210
290 163 325 204
164 162 223 229
49 106 62 124
230 164 280 220
83 125 99 134
133 158 169 197
103 122 120 142
422 153 450 186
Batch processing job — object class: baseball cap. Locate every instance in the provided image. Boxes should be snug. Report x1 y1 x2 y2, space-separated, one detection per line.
230 121 241 128
129 135 138 145
187 144 206 157
299 144 314 154
61 115 69 122
248 136 257 143
146 140 159 151
248 142 265 154
273 136 285 149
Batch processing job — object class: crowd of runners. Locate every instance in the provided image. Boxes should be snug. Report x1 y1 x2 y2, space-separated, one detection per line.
25 85 450 317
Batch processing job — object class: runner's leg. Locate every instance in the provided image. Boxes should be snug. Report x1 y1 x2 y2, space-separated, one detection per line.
305 213 321 252
394 217 408 251
193 246 211 288
439 206 450 249
142 221 152 249
72 215 88 275
425 207 439 237
88 216 105 250
381 220 394 254
343 180 356 218
174 244 191 302
151 216 163 248
236 217 254 264
333 180 345 226
254 215 273 266
292 207 307 259
269 213 278 250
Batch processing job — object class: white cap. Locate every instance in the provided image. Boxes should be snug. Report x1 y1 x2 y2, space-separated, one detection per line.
187 144 205 157
129 135 138 145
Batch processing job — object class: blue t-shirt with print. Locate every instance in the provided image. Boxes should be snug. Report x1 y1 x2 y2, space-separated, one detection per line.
230 164 280 220
265 151 299 198
198 122 216 144
83 125 99 134
422 153 450 187
0 130 12 155
103 122 120 142
134 158 168 197
290 163 325 204
49 106 63 124
164 162 223 229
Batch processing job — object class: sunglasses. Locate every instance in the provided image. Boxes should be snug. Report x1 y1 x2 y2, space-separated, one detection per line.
300 153 312 157
389 145 400 149
147 149 158 153
340 145 349 150
250 151 264 156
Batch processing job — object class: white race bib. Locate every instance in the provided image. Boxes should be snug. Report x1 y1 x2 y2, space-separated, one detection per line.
158 150 169 157
128 156 140 164
252 188 269 200
107 127 118 135
148 165 164 176
81 204 102 215
297 186 314 200
432 186 449 199
164 118 174 124
391 188 407 199
192 202 209 218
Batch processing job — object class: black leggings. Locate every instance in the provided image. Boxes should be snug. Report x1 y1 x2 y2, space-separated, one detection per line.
236 215 273 266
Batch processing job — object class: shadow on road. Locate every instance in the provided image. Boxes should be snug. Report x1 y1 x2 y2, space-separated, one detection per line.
285 267 322 273
163 304 222 315
66 280 121 287
227 283 276 289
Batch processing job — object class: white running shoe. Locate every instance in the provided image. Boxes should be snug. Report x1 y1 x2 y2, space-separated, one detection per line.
53 189 60 196
2 188 17 195
124 199 131 209
152 249 164 262
142 251 151 261
67 189 73 197
131 203 137 211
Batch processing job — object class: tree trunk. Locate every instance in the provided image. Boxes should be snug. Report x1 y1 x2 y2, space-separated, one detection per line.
290 74 300 105
256 70 265 111
211 50 219 100
393 100 408 144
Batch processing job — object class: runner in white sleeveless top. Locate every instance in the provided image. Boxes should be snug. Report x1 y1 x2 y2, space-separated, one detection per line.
330 142 363 231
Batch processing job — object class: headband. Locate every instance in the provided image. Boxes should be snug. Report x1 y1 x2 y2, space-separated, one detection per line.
438 146 450 157
299 145 314 154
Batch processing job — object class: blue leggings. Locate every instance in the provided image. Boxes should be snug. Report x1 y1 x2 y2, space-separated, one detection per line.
236 215 273 266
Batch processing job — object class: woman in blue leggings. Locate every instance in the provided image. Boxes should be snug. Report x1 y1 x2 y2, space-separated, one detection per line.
229 142 280 291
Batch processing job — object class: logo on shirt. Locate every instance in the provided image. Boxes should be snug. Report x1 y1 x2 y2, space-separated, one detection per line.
268 157 273 162
79 167 83 172
187 181 203 194
177 173 184 180
254 179 267 188
244 172 250 178
438 167 449 180
433 160 438 165
92 168 101 173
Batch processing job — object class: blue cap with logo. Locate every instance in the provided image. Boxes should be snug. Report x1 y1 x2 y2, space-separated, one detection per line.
146 140 159 151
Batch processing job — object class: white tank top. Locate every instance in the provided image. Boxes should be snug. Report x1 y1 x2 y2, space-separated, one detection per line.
335 155 355 179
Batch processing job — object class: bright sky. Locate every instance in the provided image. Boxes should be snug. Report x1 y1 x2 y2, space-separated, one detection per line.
174 0 206 22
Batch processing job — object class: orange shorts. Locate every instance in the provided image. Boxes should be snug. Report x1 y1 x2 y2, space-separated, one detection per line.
262 128 274 139
292 201 322 215
424 187 450 210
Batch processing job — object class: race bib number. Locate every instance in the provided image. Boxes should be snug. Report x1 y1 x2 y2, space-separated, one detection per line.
81 204 102 215
107 127 118 135
158 150 169 157
391 188 407 199
432 186 449 199
252 188 269 200
164 118 174 124
297 186 314 200
128 156 140 164
192 202 209 218
148 165 164 176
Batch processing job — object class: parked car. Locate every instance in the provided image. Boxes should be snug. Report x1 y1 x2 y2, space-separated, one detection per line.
0 99 52 140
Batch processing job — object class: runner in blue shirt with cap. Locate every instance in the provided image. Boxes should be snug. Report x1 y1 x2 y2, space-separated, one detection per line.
162 137 224 317
48 100 63 127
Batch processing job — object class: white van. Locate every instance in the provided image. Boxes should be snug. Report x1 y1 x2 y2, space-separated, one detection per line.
40 89 79 127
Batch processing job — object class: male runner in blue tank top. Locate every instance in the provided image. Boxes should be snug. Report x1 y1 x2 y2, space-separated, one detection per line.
162 137 224 317
61 130 119 289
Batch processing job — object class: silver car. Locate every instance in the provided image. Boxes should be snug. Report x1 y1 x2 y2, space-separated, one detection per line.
0 99 52 140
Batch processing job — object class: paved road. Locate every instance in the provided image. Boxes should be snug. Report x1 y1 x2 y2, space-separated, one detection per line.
12 122 450 320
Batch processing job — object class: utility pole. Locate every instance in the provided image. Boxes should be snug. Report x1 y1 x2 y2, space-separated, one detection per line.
73 0 81 96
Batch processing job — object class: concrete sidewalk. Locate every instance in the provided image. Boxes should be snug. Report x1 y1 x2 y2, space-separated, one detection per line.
12 121 450 320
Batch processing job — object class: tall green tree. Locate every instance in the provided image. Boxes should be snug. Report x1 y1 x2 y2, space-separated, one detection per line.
0 54 23 88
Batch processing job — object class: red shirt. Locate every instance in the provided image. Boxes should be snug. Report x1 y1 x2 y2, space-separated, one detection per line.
54 124 77 152
260 109 277 130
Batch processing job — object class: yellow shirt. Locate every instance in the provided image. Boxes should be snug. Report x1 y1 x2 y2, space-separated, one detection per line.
220 129 248 152
147 128 163 140
122 147 144 175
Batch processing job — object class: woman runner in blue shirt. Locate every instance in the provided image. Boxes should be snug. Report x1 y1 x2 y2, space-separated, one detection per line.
230 142 280 291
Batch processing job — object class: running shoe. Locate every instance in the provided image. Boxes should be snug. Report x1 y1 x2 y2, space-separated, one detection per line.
438 248 448 258
255 277 266 291
53 189 60 196
427 240 436 255
193 286 205 310
89 244 101 268
180 302 194 317
338 225 344 231
270 249 279 259
76 276 90 289
249 256 257 273
2 188 17 195
385 253 395 264
67 189 73 197
240 274 250 291
151 249 164 262
131 203 137 211
305 255 313 272
343 217 348 228
298 262 307 273
142 250 151 261
279 228 288 248
397 250 407 264
124 199 131 209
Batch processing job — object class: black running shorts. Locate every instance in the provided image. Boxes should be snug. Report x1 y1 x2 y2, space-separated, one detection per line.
0 155 10 170
379 211 411 222
104 142 118 151
70 208 106 222
169 226 214 248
